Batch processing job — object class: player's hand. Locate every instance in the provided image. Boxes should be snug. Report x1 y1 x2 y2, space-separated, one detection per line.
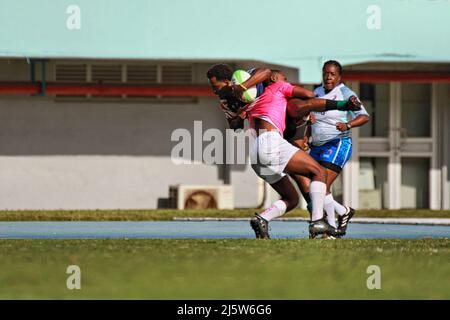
308 113 316 125
219 101 229 111
301 136 310 151
336 122 349 132
237 108 247 119
343 95 361 111
297 113 316 126
292 138 309 151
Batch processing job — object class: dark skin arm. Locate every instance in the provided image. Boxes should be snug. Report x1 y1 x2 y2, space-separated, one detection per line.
226 68 272 130
336 114 369 132
287 96 360 118
230 71 317 128
292 85 315 99
286 98 329 118
242 68 271 89
217 99 244 130
292 125 311 151
227 113 246 130
286 86 331 118
235 70 315 99
232 68 271 97
233 69 315 113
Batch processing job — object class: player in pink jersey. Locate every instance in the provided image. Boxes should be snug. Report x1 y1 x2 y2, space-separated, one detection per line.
245 70 361 239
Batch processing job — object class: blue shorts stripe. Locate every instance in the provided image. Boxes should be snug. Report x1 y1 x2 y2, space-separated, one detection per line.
335 139 352 167
343 139 353 165
331 139 342 164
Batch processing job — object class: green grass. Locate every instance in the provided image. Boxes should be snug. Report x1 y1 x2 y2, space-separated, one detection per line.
0 239 449 299
1 209 450 221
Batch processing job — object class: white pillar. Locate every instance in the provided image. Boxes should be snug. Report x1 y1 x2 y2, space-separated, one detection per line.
341 81 360 208
388 82 402 209
441 84 450 209
430 83 441 210
343 127 360 208
387 161 402 209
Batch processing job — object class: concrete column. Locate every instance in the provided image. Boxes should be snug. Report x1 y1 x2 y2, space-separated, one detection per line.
388 82 402 209
430 83 441 209
342 81 360 208
342 134 360 208
441 84 450 209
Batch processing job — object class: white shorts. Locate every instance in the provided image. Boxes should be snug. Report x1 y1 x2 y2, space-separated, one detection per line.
250 131 299 184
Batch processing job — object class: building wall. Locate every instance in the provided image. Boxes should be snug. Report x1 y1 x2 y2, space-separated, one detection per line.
353 79 450 210
0 96 215 209
1 59 448 210
0 59 272 210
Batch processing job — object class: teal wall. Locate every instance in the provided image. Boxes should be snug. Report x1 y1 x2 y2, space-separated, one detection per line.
1 0 449 82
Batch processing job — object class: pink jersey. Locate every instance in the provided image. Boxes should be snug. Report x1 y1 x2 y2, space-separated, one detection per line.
244 81 294 135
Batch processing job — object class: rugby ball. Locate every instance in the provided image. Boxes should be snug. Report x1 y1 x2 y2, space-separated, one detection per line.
231 70 257 103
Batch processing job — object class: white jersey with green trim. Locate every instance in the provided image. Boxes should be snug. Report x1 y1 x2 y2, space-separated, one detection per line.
311 83 369 146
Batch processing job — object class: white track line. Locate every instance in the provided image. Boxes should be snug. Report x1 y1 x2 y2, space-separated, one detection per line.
173 217 450 226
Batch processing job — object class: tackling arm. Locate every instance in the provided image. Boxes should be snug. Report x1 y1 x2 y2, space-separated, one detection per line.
232 68 271 97
292 85 315 99
227 117 245 130
287 96 361 118
242 68 271 88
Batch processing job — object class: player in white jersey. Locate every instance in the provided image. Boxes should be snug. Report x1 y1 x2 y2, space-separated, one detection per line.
294 60 369 238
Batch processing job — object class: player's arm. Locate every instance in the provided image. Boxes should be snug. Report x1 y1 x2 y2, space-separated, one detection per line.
336 114 369 132
290 117 312 150
227 116 245 130
292 85 315 99
220 100 245 130
282 82 353 117
232 68 271 97
302 124 312 150
287 96 361 118
336 91 370 132
227 109 247 130
242 68 271 88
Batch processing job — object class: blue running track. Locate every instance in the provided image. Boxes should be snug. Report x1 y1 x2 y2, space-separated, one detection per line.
0 221 449 239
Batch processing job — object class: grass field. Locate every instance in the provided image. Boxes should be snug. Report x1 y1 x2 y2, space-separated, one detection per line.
0 239 449 299
1 209 450 221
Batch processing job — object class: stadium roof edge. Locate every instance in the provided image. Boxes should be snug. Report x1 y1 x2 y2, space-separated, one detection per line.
0 0 449 83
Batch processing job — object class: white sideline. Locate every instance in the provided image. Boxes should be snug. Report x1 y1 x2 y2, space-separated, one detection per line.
173 217 450 226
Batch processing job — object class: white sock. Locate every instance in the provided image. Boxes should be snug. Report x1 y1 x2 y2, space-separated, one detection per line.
324 194 337 228
259 200 287 222
334 200 347 216
309 181 326 221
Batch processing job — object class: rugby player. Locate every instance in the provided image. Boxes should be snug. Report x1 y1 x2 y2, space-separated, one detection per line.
293 60 369 238
207 65 361 239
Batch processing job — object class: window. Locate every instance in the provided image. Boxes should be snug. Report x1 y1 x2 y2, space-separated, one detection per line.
359 157 388 209
53 62 195 102
401 158 429 208
401 84 431 137
359 83 390 137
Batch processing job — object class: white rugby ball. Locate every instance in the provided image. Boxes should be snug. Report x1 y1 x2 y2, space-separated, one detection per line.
231 70 257 103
